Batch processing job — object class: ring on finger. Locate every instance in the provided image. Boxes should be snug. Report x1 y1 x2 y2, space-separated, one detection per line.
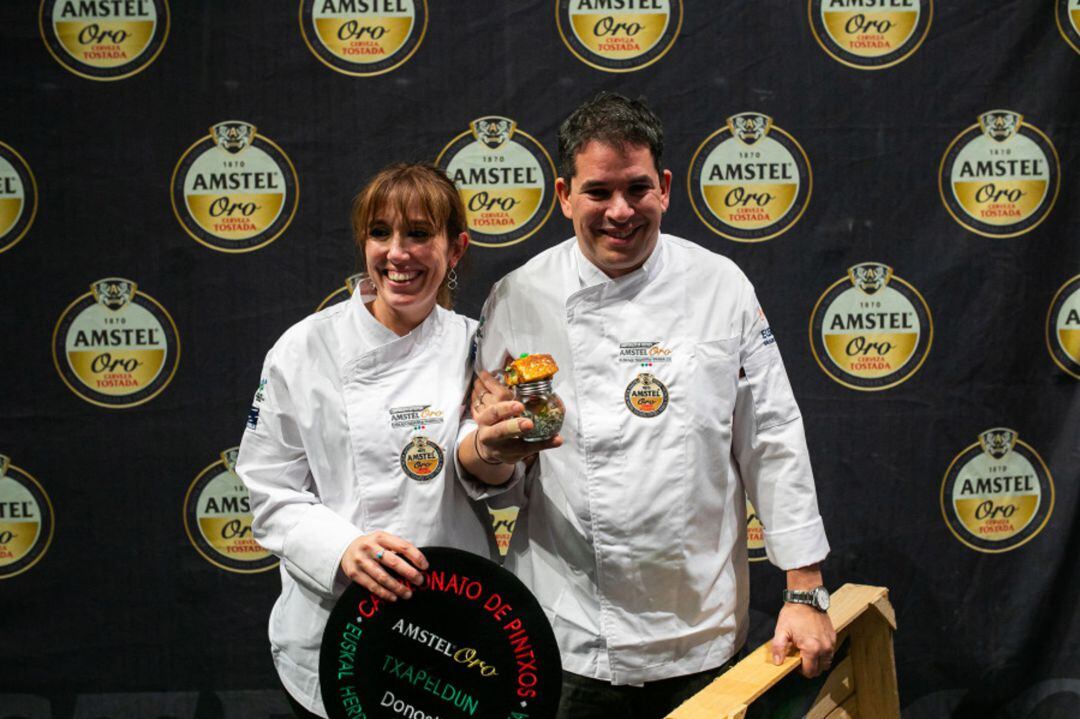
374 549 384 561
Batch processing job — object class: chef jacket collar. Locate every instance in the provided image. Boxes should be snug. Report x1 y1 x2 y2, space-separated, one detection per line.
572 233 667 291
337 287 446 375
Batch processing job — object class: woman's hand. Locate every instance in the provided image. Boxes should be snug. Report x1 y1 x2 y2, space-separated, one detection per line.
339 531 428 601
472 399 562 464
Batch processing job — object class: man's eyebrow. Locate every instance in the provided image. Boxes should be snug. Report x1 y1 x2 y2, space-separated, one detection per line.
578 175 655 190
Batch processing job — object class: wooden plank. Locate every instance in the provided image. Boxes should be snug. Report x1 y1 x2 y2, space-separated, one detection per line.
806 655 855 719
824 695 859 719
667 584 889 719
849 610 901 719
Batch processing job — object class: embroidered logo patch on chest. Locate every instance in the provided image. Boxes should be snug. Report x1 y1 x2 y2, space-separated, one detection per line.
624 373 669 418
400 435 445 482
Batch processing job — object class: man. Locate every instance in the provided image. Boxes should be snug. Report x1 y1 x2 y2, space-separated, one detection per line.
472 92 834 718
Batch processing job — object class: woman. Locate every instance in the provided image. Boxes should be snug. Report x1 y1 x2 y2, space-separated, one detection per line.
236 163 557 718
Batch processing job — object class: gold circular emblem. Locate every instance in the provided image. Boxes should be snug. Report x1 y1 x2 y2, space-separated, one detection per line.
299 0 428 76
688 114 812 243
939 111 1060 238
52 278 180 408
1046 273 1080 379
0 142 38 255
437 116 556 249
39 0 169 81
183 448 277 573
1056 0 1080 54
400 435 444 481
624 373 668 418
316 273 375 312
555 0 683 72
0 455 55 580
746 499 766 563
171 121 299 253
809 263 933 391
941 428 1054 553
808 0 932 70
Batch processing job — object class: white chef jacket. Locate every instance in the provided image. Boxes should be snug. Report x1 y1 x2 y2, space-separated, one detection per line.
476 234 830 685
236 289 497 717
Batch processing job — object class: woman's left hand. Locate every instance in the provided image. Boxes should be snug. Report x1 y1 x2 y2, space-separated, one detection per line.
473 398 562 465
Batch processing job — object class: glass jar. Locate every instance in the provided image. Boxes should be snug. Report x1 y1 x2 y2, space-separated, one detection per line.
514 378 565 442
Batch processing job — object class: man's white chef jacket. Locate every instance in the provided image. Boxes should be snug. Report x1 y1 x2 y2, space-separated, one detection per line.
237 291 495 717
476 234 830 685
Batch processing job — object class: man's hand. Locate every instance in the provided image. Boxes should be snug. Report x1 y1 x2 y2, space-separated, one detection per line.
339 531 428 602
771 601 837 677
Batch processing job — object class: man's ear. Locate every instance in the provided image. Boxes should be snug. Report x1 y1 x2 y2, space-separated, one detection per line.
658 169 672 212
555 177 574 219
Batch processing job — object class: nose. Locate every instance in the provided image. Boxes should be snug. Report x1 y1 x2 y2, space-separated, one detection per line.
387 233 411 262
606 192 634 224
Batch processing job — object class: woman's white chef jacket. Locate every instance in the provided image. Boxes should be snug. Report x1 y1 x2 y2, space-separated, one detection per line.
476 234 830 686
236 290 495 717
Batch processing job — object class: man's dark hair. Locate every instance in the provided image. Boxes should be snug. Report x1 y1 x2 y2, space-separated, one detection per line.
558 91 664 181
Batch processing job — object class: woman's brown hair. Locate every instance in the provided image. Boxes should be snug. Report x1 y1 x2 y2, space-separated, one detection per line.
351 163 468 309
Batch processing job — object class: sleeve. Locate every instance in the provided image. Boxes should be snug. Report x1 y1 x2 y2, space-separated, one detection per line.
236 345 362 596
731 280 830 571
475 279 518 375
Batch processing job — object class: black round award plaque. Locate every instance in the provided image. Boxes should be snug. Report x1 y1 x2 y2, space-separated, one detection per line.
319 546 561 719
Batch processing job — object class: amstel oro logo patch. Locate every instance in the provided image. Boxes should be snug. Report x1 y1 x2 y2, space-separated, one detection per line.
1056 0 1080 54
688 113 812 242
299 0 427 76
315 272 375 311
183 448 277 573
172 121 299 253
746 499 766 563
1047 274 1080 379
39 0 169 81
624 372 668 417
809 263 932 391
808 0 932 69
400 435 444 481
556 0 683 72
52 277 179 408
0 142 38 255
941 428 1053 553
437 117 555 248
0 455 54 580
939 111 1060 238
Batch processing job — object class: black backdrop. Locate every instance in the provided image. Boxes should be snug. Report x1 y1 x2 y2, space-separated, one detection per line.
2 1 1079 717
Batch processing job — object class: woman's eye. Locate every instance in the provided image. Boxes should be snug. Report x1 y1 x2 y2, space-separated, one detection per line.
409 229 432 239
369 226 390 238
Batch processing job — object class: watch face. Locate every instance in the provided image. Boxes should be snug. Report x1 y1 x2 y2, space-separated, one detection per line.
814 586 831 611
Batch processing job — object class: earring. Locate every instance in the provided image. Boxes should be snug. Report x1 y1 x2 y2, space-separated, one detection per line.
447 267 459 292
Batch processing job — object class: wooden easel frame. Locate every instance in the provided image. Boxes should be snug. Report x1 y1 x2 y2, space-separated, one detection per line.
668 584 899 719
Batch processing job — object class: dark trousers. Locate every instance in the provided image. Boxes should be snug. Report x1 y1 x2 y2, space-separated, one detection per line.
556 659 737 719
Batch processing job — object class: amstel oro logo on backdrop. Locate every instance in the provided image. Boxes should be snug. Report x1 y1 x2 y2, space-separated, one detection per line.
556 0 683 72
1046 274 1080 379
746 499 766 562
39 0 169 81
183 448 277 573
315 272 375 311
688 113 812 243
941 428 1054 553
172 121 299 253
808 0 932 70
809 263 932 390
939 111 1060 238
437 117 555 248
299 0 428 76
52 278 179 408
1056 0 1080 54
0 455 54 580
0 142 38 255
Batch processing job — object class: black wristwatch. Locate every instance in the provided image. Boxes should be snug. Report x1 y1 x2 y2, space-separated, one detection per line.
782 585 830 612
